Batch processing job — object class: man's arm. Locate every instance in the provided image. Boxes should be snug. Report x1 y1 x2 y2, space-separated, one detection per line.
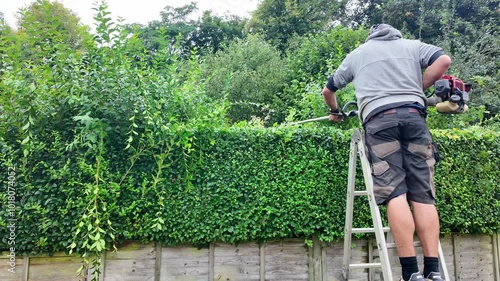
321 87 343 122
321 87 339 111
322 55 352 122
422 54 452 91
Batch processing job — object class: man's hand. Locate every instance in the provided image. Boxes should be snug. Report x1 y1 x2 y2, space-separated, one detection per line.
329 113 344 122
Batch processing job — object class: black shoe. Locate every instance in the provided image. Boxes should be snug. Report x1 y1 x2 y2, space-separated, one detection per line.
400 272 425 281
425 272 445 281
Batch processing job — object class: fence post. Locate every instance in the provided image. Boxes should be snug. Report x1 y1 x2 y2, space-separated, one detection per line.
493 233 500 281
311 234 322 281
452 234 461 281
99 252 106 281
22 256 29 281
209 242 215 281
260 242 265 281
155 243 161 281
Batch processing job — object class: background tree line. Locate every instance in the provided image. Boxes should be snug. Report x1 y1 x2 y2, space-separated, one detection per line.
1 0 498 127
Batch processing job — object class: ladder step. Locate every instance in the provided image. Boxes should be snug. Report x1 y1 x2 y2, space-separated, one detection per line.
353 190 368 196
386 241 421 249
352 227 390 233
349 262 382 269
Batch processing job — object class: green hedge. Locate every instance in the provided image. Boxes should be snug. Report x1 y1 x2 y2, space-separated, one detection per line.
0 127 499 254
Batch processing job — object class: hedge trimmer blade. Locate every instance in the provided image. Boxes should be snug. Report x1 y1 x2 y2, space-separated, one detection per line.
286 102 358 125
286 115 334 125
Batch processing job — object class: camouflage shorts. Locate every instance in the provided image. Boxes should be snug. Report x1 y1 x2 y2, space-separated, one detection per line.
363 107 438 205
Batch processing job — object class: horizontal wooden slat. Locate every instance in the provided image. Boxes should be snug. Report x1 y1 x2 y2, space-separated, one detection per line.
0 233 496 281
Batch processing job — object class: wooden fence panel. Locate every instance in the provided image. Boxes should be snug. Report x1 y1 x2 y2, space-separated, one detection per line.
454 234 496 281
213 242 260 281
323 238 369 281
0 254 26 281
28 256 82 281
264 239 308 281
159 244 209 281
102 241 156 281
1 234 499 280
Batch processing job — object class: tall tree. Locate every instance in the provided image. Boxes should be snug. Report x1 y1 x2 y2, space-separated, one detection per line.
0 0 92 90
246 0 345 53
338 0 499 44
189 11 246 54
338 0 384 27
17 0 90 48
128 2 246 60
12 0 91 65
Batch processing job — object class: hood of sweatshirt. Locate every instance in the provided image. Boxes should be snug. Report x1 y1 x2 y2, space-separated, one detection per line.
365 24 402 42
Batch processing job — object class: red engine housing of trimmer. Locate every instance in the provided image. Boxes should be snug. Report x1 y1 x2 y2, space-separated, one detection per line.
442 75 472 93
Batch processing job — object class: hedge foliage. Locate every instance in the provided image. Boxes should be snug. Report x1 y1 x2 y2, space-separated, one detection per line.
0 126 498 255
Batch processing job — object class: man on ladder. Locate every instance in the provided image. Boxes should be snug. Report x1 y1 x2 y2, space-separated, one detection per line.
321 24 451 281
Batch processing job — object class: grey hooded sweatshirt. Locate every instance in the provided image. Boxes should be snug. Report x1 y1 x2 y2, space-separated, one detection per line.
328 25 443 121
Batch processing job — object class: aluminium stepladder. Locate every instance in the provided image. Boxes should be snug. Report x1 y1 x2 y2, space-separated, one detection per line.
341 128 450 281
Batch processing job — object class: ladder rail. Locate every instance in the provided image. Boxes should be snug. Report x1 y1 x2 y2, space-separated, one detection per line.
355 131 394 281
342 138 359 280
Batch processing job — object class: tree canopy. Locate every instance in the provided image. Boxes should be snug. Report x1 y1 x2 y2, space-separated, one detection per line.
16 0 90 49
126 2 247 59
246 0 346 52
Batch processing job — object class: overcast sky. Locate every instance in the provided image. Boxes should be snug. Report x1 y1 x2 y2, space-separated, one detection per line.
1 0 259 29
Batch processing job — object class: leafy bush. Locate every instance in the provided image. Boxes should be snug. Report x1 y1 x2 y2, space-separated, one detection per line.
432 128 500 234
0 2 228 278
286 26 368 83
279 27 367 126
444 22 500 119
201 34 287 125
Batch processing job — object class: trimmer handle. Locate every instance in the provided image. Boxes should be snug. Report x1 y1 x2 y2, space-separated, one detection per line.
337 101 358 117
287 101 358 125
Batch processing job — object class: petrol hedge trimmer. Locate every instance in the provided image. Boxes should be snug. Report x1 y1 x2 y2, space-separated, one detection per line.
287 75 471 125
426 75 472 113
